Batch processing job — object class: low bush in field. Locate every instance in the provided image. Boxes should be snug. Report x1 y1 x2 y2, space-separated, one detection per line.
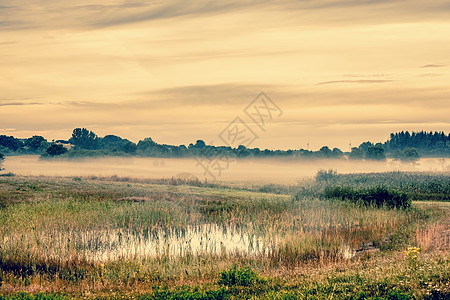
315 169 337 182
218 264 260 287
324 186 411 209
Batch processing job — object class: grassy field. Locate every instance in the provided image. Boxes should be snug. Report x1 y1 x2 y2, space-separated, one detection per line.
0 172 449 299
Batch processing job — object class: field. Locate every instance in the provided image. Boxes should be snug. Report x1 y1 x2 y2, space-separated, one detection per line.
0 171 449 299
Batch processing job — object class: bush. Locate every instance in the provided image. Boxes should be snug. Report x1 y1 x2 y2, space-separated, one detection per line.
324 186 411 209
43 144 68 157
315 169 337 182
218 264 260 287
0 172 15 177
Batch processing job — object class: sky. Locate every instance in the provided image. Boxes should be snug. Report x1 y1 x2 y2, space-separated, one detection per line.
1 0 449 150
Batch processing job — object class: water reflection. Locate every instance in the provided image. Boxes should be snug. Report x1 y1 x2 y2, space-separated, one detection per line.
70 224 277 262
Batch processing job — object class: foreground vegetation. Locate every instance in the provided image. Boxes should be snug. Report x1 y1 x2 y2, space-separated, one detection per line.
0 172 449 299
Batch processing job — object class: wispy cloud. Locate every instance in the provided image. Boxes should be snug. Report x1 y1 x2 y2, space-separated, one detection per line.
1 0 449 148
2 0 450 31
0 97 43 106
421 64 447 68
317 80 393 85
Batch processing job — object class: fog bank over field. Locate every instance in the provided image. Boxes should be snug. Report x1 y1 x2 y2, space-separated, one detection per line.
3 156 449 185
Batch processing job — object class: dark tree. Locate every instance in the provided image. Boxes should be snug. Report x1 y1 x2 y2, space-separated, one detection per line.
69 128 99 150
238 146 251 157
195 140 206 149
99 135 134 152
123 142 137 153
349 147 365 159
386 130 449 156
366 145 386 160
0 152 4 170
25 135 48 152
45 144 68 156
332 148 343 157
0 135 22 152
403 147 420 161
393 147 421 161
137 138 156 152
319 146 332 157
359 141 374 152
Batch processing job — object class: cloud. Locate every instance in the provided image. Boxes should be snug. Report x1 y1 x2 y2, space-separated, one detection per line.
91 1 266 28
0 40 18 45
317 80 393 85
45 81 450 112
0 98 42 106
419 73 443 77
342 73 391 78
2 0 450 31
421 64 447 68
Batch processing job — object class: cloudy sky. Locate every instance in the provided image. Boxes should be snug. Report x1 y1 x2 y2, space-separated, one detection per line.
1 0 449 150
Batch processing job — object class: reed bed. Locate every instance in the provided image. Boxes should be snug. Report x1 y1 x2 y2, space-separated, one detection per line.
0 174 447 298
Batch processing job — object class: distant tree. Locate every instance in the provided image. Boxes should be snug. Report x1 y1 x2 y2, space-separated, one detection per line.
358 141 374 152
238 146 251 157
0 135 22 152
102 135 123 144
404 147 420 161
137 137 156 152
195 140 206 149
45 144 68 157
319 146 332 157
349 147 365 159
386 130 449 156
393 147 421 161
331 148 343 157
99 135 134 152
123 142 137 153
366 145 386 160
69 128 99 150
25 135 48 153
0 152 4 171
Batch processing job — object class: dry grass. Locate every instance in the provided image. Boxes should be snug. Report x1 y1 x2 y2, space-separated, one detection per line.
0 174 448 298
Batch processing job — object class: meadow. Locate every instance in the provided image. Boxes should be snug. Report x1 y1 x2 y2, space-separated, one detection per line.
0 171 449 299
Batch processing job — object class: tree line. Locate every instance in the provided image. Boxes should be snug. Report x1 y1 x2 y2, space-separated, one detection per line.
0 129 449 162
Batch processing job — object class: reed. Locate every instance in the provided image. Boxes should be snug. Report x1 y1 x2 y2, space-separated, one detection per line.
0 174 447 298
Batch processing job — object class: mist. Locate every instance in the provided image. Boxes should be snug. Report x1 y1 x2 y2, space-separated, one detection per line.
3 156 449 185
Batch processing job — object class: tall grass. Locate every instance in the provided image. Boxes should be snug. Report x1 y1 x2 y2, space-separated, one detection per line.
0 174 447 297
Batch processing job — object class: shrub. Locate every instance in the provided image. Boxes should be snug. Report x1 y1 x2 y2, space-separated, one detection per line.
43 144 68 157
315 169 337 182
323 186 411 209
0 172 15 177
218 264 259 287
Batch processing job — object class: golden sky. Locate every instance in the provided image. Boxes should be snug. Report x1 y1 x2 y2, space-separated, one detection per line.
1 0 449 150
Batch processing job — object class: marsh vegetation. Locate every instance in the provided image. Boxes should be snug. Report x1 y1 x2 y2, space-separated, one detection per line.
0 170 449 299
